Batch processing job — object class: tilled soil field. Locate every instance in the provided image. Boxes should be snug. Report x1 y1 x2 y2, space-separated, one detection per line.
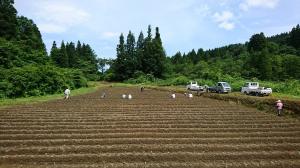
0 87 299 168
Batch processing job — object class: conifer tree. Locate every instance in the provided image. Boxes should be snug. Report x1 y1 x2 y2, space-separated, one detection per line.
113 33 127 80
142 25 154 75
66 42 76 68
50 41 60 65
136 31 144 71
152 27 166 77
59 41 69 67
289 24 300 49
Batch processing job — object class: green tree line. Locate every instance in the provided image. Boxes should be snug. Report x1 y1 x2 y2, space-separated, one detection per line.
0 0 99 98
108 25 166 81
106 24 300 84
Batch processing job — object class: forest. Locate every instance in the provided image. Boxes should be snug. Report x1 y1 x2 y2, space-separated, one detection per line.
1 0 300 98
0 0 99 98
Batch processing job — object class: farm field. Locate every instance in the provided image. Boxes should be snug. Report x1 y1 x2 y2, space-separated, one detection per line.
0 87 299 168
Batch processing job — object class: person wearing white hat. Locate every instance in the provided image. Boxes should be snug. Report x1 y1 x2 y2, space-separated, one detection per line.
122 94 127 99
128 94 132 100
171 93 176 99
276 100 283 116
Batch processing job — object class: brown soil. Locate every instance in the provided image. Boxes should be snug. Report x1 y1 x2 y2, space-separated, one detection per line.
0 87 299 168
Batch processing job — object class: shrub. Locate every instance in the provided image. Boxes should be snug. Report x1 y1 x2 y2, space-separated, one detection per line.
0 65 88 98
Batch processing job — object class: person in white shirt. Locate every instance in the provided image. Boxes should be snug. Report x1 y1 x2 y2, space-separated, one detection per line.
64 88 70 99
171 93 176 99
122 94 127 99
128 94 132 100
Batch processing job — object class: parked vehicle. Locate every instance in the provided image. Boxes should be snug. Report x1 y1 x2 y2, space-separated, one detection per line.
241 82 272 96
208 82 232 93
186 81 204 91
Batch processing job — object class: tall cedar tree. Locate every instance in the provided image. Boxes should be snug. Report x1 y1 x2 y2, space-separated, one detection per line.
125 31 136 78
50 41 60 65
289 24 300 49
0 0 17 40
113 33 127 80
59 41 69 67
152 27 166 77
66 42 76 68
136 31 144 71
142 25 155 75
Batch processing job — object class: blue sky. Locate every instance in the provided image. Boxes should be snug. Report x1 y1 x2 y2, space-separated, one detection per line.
14 0 299 58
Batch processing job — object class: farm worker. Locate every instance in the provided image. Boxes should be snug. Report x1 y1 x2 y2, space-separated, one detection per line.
101 92 106 99
128 94 132 100
122 94 127 99
276 100 283 116
188 93 193 98
140 86 145 92
171 93 176 99
64 88 70 99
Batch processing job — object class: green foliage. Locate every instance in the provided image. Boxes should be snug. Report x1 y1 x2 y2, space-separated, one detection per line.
0 65 87 98
50 40 99 80
112 25 166 81
0 0 17 40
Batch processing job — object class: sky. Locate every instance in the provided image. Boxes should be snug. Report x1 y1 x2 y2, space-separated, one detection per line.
14 0 300 58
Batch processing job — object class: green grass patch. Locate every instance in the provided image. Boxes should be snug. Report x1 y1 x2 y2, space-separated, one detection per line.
0 82 106 108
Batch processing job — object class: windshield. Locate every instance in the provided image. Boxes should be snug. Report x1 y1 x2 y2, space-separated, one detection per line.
222 82 230 87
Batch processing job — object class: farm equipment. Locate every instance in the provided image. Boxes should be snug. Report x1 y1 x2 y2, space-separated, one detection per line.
208 82 232 93
241 82 272 96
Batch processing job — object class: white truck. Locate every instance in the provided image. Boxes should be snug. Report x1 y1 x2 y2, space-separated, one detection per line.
186 81 204 91
241 82 272 96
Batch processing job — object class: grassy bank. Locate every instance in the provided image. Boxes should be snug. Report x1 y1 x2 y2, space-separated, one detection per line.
0 82 106 108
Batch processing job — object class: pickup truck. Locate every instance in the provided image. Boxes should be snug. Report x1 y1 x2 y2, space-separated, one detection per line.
241 82 272 96
186 81 204 91
208 82 232 93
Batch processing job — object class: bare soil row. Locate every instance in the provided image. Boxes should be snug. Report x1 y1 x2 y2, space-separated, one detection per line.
0 86 299 167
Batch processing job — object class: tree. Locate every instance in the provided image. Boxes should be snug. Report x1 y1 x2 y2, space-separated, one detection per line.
248 33 267 52
125 31 137 77
142 25 154 75
66 42 76 68
16 16 46 53
151 26 166 77
98 58 107 74
289 24 300 49
0 0 17 40
187 49 198 64
59 41 69 67
136 31 144 71
113 33 127 80
50 41 60 65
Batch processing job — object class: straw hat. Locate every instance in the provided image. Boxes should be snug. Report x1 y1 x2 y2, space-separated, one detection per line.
276 100 281 102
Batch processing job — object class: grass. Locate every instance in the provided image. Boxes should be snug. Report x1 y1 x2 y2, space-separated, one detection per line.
0 82 107 108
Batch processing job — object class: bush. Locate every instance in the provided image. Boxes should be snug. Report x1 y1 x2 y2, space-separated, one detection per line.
0 65 88 98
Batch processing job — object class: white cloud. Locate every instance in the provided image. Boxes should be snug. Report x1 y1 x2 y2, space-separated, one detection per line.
213 11 235 30
102 32 120 38
33 0 90 33
38 23 67 34
193 5 210 17
219 22 235 30
240 0 279 11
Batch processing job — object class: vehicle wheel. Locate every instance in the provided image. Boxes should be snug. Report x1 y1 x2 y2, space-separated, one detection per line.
244 91 247 95
255 92 259 96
